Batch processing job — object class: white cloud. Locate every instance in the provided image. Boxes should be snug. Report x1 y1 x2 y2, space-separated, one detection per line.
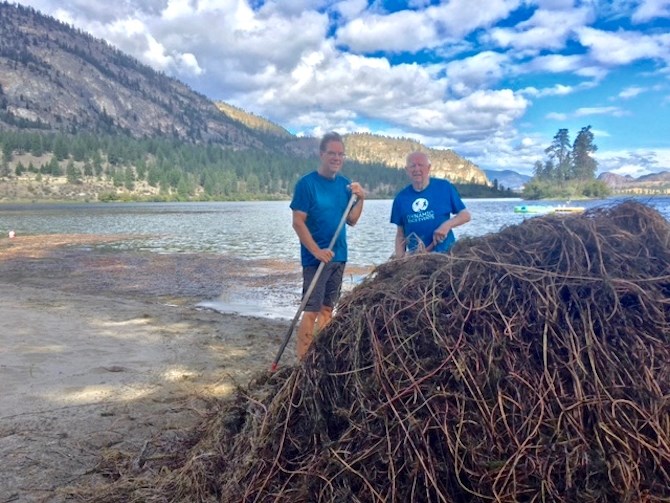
609 163 652 176
618 86 646 99
524 54 584 73
257 0 326 17
546 112 568 120
447 128 548 176
575 106 627 117
631 0 670 23
577 27 670 65
520 136 537 147
429 0 523 39
573 66 608 81
521 84 576 97
48 0 140 24
162 0 193 20
143 35 175 71
334 0 368 20
336 10 439 53
445 51 508 95
596 148 670 175
487 5 593 51
336 0 521 53
7 0 670 176
543 106 627 125
176 52 203 75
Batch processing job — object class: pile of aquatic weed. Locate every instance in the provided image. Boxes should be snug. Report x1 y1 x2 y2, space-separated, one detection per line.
71 200 670 502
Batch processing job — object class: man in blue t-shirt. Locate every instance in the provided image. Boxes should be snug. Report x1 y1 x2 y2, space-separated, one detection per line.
290 132 365 359
391 151 471 257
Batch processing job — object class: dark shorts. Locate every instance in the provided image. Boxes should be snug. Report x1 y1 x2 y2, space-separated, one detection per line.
302 262 346 312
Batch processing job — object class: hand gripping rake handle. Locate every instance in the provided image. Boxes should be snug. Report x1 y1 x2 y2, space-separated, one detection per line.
270 193 358 372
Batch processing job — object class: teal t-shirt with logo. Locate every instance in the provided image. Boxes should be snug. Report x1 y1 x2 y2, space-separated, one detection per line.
390 178 466 253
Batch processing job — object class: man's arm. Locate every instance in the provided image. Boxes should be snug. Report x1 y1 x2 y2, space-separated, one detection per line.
433 209 472 243
346 182 365 226
292 210 334 263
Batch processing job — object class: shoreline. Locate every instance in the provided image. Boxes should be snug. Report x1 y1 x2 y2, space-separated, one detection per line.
0 235 294 502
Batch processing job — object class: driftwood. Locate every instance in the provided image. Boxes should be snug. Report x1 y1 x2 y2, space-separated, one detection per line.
73 200 670 502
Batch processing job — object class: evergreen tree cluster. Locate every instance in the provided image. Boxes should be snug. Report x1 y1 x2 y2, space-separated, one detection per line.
523 126 610 200
533 126 598 182
0 130 514 201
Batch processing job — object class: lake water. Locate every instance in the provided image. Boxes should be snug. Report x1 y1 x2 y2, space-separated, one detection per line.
2 195 669 318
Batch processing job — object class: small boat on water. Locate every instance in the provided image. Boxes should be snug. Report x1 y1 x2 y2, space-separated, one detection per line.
514 205 553 214
551 206 586 214
514 204 585 215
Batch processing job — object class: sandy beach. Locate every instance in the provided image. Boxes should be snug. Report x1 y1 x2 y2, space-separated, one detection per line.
0 235 295 502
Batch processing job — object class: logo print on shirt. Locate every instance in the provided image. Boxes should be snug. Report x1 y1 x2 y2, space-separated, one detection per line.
412 198 429 212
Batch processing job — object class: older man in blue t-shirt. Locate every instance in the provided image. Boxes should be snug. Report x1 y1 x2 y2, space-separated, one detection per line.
391 151 471 257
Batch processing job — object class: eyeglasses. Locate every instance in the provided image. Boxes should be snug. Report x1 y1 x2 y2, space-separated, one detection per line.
324 151 346 158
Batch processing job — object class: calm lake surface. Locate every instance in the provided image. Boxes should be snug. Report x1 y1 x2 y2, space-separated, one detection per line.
2 195 669 318
3 195 670 269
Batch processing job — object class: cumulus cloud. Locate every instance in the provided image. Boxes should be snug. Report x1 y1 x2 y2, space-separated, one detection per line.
429 0 522 39
444 51 509 95
486 5 594 51
618 86 646 99
632 0 670 23
596 149 670 176
521 84 577 97
334 0 368 20
251 53 528 147
335 10 439 53
336 0 520 53
523 54 585 74
7 0 670 175
450 128 549 175
577 27 669 65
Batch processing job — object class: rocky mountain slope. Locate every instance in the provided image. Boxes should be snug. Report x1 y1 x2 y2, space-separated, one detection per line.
0 2 269 149
598 171 670 194
483 169 531 191
0 1 487 186
343 133 487 185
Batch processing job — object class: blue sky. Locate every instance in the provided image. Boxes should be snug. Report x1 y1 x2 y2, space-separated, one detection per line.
14 0 670 176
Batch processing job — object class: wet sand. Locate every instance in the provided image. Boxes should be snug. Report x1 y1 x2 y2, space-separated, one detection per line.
0 235 301 502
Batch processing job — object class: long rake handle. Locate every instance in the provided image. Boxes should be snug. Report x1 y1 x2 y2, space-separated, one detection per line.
271 193 358 372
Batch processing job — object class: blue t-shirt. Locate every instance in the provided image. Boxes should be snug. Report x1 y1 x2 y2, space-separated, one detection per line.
390 178 466 253
290 171 352 267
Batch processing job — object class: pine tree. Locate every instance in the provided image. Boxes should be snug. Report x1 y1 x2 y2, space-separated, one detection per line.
571 125 598 180
544 129 572 180
66 160 80 183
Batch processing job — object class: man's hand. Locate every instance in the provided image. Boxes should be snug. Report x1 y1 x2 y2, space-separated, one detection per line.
313 248 334 263
433 223 450 245
348 182 366 200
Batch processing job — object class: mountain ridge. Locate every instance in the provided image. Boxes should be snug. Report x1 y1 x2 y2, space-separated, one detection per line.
483 169 531 191
597 170 670 194
0 1 487 186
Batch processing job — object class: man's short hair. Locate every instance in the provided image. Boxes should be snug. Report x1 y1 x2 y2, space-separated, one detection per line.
320 131 344 153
